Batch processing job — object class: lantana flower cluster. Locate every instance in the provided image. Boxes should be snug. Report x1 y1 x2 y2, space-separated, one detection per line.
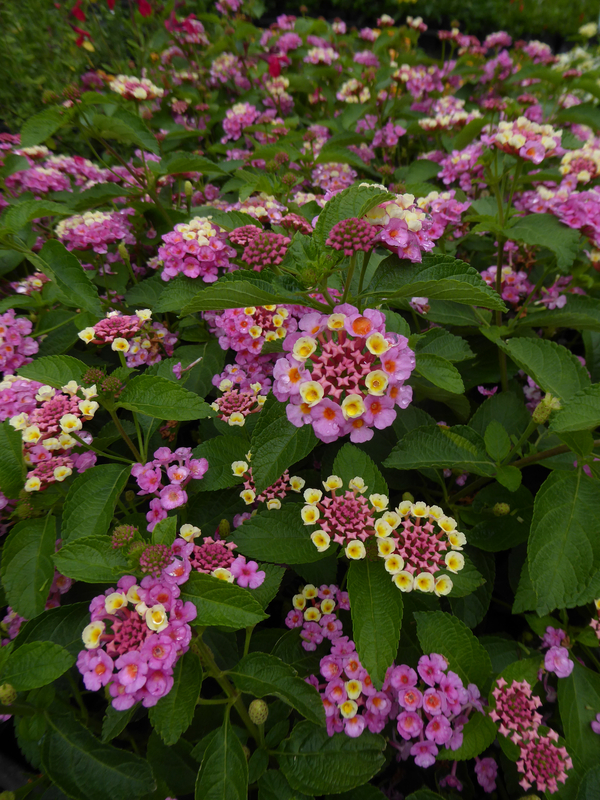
303 482 466 595
156 217 237 282
483 118 563 164
0 375 43 422
78 573 195 710
285 583 349 651
490 678 573 793
366 193 439 263
232 457 305 509
109 75 164 101
0 309 39 375
9 380 100 492
132 447 209 531
78 310 177 367
55 209 136 254
205 304 305 358
273 305 415 443
176 524 265 588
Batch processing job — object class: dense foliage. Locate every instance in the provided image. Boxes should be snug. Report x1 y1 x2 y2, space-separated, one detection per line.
1 2 600 799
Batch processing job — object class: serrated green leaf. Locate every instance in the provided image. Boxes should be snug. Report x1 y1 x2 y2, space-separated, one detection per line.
277 722 385 795
0 515 56 619
415 352 465 393
414 610 492 687
250 397 318 495
151 514 178 545
101 704 138 744
438 711 496 761
469 391 530 440
181 572 268 629
117 374 213 420
62 464 131 542
229 652 325 725
484 420 511 462
507 213 581 270
414 328 473 362
0 641 74 690
252 564 286 609
516 294 600 332
365 253 506 311
232 505 332 565
149 650 202 745
2 200 72 232
17 354 89 388
495 465 522 492
558 661 600 771
449 549 495 627
258 770 313 800
332 443 388 494
41 712 156 800
313 183 393 247
20 106 72 148
180 272 306 315
36 240 103 316
527 470 600 615
384 424 496 476
193 436 251 492
159 152 227 176
91 109 159 155
53 535 130 583
551 384 600 433
348 559 403 690
0 419 25 497
14 602 90 657
501 337 590 402
148 731 198 796
195 714 248 800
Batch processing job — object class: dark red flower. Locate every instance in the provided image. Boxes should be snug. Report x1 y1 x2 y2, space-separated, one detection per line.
267 55 282 77
71 0 86 22
106 0 116 9
137 0 152 16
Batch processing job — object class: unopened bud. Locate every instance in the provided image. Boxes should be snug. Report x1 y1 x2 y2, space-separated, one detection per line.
125 490 136 503
248 699 269 725
184 180 193 200
493 502 510 516
218 518 231 538
402 492 414 503
118 243 130 262
282 172 298 187
532 393 560 425
0 791 16 800
242 745 251 760
0 684 17 706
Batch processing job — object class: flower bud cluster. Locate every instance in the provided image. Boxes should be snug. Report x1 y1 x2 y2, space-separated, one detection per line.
285 583 349 651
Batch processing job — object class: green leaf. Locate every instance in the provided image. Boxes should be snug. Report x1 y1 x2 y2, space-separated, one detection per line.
36 240 101 316
62 464 131 542
148 731 198 796
101 705 138 744
232 505 332 565
250 397 318 495
365 253 506 311
258 771 313 800
41 712 156 800
2 200 72 232
17 354 89 388
447 552 486 599
551 385 600 433
277 722 385 795
406 792 444 800
325 786 388 800
230 652 325 725
469 392 530 440
414 328 473 362
53 535 130 583
332 443 388 494
557 102 600 131
0 516 56 619
507 213 581 270
558 661 600 771
414 610 492 687
252 564 286 609
501 337 590 402
68 183 133 213
347 559 403 690
527 470 600 615
449 549 495 628
174 339 227 398
313 183 394 247
13 602 90 657
155 275 204 313
123 274 165 309
484 420 511 462
195 714 248 800
384 425 496 476
452 116 488 150
414 353 465 394
149 650 202 745
181 572 268 629
91 109 159 155
516 294 600 332
159 152 227 176
180 272 304 315
439 711 496 761
117 374 213 420
0 419 25 496
0 642 74 690
193 436 249 491
151 515 178 546
20 106 72 147
495 465 522 492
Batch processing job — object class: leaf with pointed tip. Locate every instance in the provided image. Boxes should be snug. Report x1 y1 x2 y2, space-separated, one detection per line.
0 515 56 619
62 464 131 542
194 714 248 800
501 337 590 402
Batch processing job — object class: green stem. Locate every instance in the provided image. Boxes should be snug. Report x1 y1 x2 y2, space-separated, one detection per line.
70 432 134 465
197 697 231 705
341 253 356 304
133 413 146 462
243 626 254 657
196 635 260 745
108 409 142 462
502 418 537 462
67 670 88 725
0 702 37 716
356 249 372 301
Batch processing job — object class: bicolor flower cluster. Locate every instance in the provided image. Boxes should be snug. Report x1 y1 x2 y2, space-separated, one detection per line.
109 75 164 101
132 447 209 531
77 573 195 710
205 304 305 360
78 310 177 367
9 380 100 492
366 193 439 263
156 217 237 282
303 484 465 595
55 209 136 254
177 524 265 588
489 678 573 793
285 583 349 651
0 309 38 375
232 458 304 509
273 305 414 443
483 118 563 164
